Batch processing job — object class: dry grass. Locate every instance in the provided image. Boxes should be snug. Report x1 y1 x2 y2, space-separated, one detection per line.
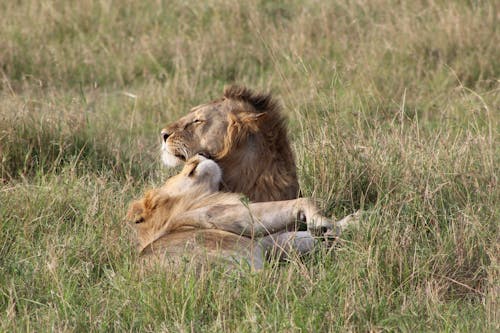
0 0 499 331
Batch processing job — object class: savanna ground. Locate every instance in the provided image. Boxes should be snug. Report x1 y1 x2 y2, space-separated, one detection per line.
0 0 499 331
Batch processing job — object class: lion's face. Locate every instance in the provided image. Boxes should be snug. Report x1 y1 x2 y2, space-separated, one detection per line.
160 101 229 167
159 85 299 202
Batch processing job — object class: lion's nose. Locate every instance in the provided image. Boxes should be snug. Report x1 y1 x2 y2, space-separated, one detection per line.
161 130 170 142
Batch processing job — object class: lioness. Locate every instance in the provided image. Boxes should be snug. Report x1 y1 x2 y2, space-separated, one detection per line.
127 155 358 269
160 85 299 202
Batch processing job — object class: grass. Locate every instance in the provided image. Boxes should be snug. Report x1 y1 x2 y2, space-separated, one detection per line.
0 0 498 331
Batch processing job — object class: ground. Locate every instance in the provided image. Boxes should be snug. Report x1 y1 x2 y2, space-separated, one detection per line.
0 0 498 331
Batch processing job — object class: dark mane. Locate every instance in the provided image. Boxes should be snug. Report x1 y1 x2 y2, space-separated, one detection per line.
215 85 298 202
223 85 281 114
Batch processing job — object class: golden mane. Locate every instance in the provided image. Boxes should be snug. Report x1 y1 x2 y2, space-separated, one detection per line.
129 188 242 252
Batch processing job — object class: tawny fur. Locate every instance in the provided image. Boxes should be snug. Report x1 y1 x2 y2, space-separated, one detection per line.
160 85 299 202
126 155 355 269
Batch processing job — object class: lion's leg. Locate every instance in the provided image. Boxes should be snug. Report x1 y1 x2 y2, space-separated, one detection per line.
243 198 335 237
323 210 362 240
166 198 334 239
167 201 359 241
183 198 334 237
259 231 318 261
258 210 362 262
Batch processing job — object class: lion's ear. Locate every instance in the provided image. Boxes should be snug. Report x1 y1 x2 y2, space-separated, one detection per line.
126 201 144 224
239 112 266 133
225 112 266 141
230 111 266 124
240 112 266 123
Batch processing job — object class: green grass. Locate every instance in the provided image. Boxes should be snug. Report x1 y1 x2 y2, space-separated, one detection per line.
1 0 498 331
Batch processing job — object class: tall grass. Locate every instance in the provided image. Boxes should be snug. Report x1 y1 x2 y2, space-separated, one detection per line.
1 0 498 331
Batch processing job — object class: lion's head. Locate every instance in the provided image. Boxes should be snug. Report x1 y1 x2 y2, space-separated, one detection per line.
160 85 299 202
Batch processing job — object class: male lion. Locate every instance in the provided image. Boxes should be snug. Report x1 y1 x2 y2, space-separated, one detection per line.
160 85 299 202
127 155 358 269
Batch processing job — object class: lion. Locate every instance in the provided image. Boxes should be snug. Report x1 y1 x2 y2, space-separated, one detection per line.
126 155 359 269
160 85 299 202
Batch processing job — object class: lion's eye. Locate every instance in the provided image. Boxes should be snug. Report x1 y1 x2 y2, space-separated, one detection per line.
135 217 145 224
193 119 203 124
